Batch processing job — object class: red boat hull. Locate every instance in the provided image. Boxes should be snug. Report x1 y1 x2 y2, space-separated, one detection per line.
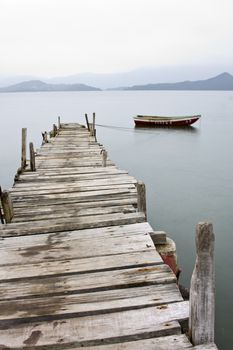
134 116 200 127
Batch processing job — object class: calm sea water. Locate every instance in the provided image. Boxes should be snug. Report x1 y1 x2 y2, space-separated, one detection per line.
0 91 233 349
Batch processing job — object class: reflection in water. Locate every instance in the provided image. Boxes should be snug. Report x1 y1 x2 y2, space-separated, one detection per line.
134 125 200 135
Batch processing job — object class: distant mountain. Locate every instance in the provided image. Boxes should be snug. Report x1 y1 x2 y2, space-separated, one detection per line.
0 80 101 92
46 65 233 89
124 73 233 91
1 73 233 92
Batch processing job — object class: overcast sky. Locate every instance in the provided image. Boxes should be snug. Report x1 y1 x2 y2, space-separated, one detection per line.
0 0 233 77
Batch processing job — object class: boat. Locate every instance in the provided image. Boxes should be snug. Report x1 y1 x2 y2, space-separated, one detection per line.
133 114 201 127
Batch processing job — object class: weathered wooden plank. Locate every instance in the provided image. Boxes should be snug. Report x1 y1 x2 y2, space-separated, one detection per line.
0 302 188 347
0 284 183 324
0 265 176 301
11 187 136 202
0 250 163 281
17 172 130 184
20 165 122 176
11 196 137 209
35 161 114 169
12 198 137 215
0 224 155 264
12 205 136 222
0 222 153 248
192 344 218 350
10 184 136 197
12 176 137 190
0 212 145 237
68 334 193 350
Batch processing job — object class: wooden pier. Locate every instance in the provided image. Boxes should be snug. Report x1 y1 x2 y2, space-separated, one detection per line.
0 120 218 349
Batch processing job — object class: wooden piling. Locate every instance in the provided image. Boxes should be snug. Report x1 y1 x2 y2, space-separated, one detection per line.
21 128 27 170
102 149 108 167
29 142 36 171
85 113 90 131
136 181 147 219
93 112 96 136
0 190 14 223
189 222 215 345
93 112 97 140
53 124 58 137
58 116 61 129
0 187 5 224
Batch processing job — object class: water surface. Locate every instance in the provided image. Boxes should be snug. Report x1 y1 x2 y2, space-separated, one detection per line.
0 91 233 349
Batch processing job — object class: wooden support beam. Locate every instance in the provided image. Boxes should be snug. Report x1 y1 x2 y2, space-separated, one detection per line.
102 149 108 167
136 181 147 219
29 142 36 171
85 113 90 131
0 190 14 223
189 222 215 345
21 128 27 170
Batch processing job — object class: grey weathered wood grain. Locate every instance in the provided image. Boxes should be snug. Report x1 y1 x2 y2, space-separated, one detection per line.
0 190 14 223
0 250 162 281
69 334 193 350
189 222 215 345
0 302 188 348
21 127 27 170
29 142 36 171
0 265 176 301
0 223 154 264
0 123 193 349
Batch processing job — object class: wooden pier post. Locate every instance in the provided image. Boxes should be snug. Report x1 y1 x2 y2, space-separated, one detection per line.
102 149 108 167
136 181 147 219
21 128 27 170
92 112 96 136
58 116 61 129
53 124 58 137
85 113 90 131
0 190 14 223
93 112 97 140
0 187 5 224
189 222 215 345
29 142 36 171
42 131 48 144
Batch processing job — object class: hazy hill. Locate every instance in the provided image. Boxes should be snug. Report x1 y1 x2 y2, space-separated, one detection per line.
0 80 101 92
124 73 233 91
1 65 233 89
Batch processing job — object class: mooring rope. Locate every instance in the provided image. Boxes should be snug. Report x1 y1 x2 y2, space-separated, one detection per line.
95 123 160 134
